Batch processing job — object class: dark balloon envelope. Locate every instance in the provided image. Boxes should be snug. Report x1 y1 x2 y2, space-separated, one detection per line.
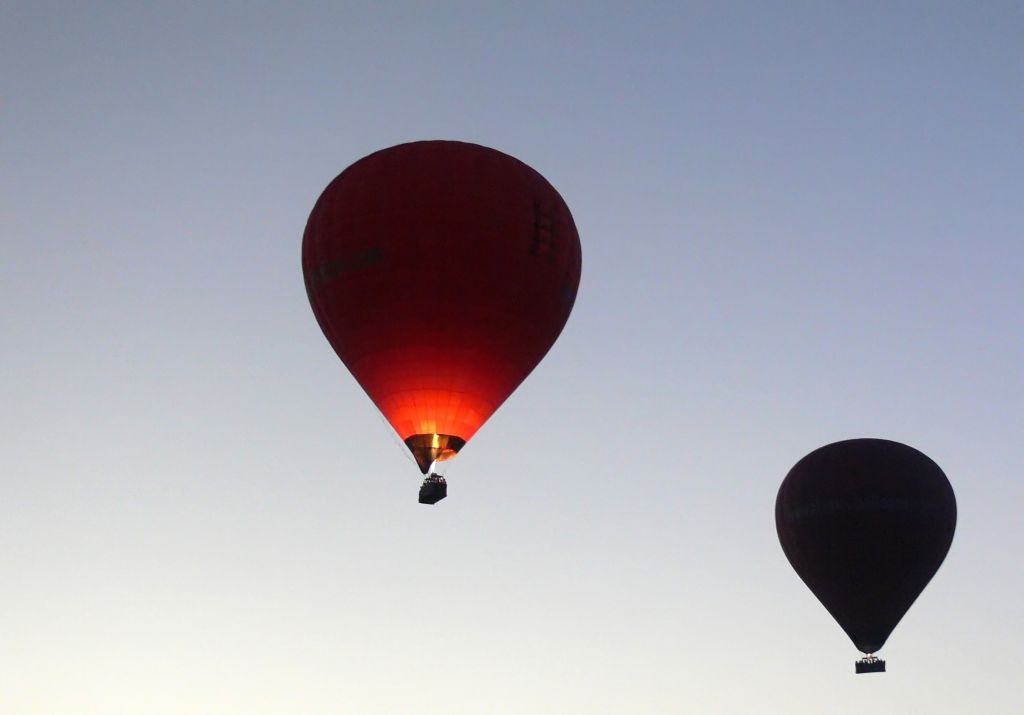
776 438 956 662
302 141 582 498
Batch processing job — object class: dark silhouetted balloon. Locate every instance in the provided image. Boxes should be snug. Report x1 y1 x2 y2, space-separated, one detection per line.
776 438 956 657
302 141 581 488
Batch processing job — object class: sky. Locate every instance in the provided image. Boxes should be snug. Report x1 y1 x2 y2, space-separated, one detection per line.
2 2 1022 713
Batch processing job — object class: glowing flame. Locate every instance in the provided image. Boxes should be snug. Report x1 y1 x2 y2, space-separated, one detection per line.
429 434 454 461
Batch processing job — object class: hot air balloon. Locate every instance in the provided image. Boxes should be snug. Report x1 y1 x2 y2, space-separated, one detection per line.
302 141 582 504
775 438 956 673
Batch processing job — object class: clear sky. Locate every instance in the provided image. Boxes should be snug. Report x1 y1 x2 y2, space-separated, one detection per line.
2 2 1022 713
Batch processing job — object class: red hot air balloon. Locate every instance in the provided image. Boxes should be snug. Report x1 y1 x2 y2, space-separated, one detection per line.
775 438 956 673
302 141 582 504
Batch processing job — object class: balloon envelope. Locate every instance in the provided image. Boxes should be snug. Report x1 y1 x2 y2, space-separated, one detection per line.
775 438 956 654
302 141 582 473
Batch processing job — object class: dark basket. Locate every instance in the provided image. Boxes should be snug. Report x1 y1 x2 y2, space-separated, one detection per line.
855 657 886 674
419 475 448 505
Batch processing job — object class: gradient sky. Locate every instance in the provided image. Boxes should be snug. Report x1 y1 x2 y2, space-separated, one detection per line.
3 3 1022 713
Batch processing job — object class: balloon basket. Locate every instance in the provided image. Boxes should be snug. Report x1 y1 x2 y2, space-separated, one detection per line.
418 474 447 505
855 656 885 674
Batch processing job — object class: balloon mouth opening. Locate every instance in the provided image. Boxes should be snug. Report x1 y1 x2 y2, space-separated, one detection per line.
405 433 466 474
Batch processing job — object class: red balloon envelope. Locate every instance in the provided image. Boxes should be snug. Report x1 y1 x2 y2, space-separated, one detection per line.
302 141 582 490
776 438 956 671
